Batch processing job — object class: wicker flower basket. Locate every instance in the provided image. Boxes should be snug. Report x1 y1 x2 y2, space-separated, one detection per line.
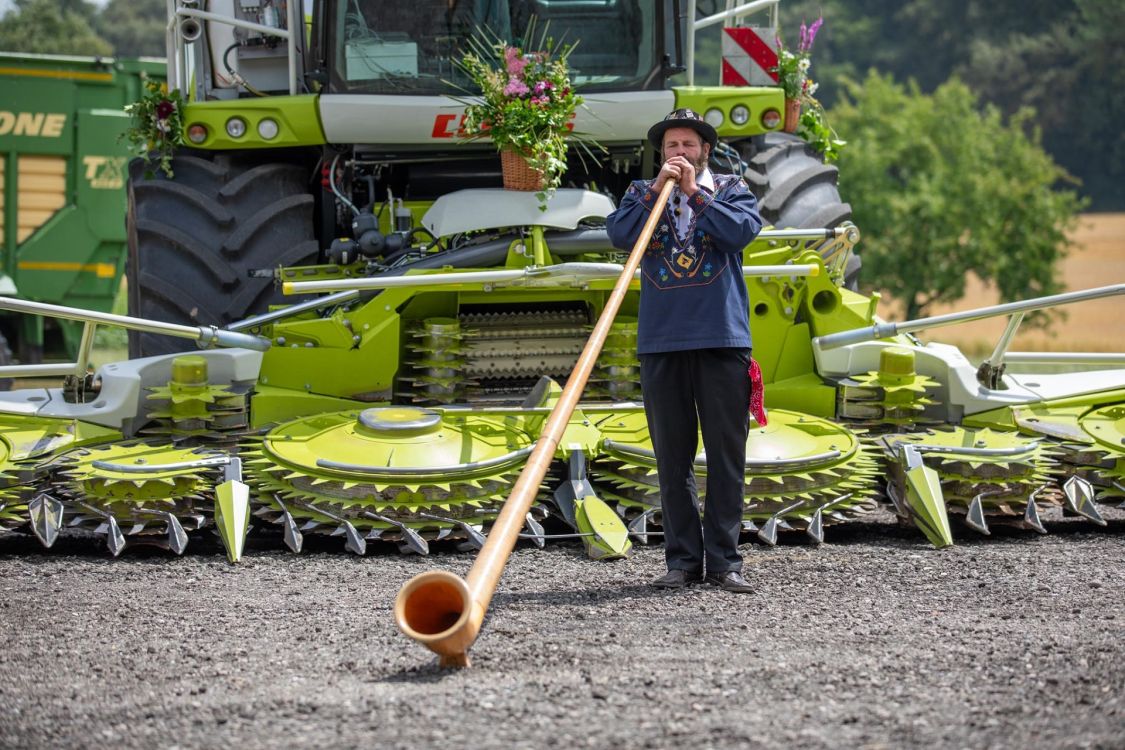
783 98 802 133
500 148 546 191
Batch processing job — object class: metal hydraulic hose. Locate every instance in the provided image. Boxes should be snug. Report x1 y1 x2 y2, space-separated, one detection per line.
393 179 677 668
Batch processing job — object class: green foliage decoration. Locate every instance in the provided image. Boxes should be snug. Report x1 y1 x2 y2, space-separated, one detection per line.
829 72 1086 322
796 97 845 164
122 79 185 179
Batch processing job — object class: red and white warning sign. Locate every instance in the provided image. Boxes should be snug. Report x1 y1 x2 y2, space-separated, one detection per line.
721 26 778 87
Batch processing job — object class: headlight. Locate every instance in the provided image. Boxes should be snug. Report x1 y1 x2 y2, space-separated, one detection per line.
186 123 208 144
730 105 750 126
257 118 279 140
704 108 724 128
225 117 247 138
761 109 781 129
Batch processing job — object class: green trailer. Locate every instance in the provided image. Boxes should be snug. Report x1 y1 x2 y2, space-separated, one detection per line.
0 52 164 363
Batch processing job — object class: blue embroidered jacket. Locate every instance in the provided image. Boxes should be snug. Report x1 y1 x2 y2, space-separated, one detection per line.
605 173 763 354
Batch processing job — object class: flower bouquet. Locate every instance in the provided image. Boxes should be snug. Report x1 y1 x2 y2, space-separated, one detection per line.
122 79 185 178
772 18 845 161
454 24 596 206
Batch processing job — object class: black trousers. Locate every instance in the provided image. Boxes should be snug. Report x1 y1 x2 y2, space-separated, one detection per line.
639 348 751 574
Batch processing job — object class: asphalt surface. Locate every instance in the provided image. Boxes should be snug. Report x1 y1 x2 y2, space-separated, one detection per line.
1 506 1123 750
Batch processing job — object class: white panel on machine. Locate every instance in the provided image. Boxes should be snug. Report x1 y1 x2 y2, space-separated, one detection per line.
422 189 615 237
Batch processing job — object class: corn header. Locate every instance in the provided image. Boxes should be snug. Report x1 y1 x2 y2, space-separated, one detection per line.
0 215 1121 561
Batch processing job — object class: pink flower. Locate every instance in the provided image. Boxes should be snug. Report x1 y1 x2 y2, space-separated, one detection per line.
504 77 530 97
800 17 824 53
504 46 529 77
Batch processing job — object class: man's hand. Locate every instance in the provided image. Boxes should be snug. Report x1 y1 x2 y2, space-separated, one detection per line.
659 155 699 196
656 159 681 188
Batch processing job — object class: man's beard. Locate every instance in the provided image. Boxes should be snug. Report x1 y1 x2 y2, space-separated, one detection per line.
692 150 709 174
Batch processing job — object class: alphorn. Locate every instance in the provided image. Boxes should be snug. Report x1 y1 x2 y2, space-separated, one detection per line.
394 178 676 667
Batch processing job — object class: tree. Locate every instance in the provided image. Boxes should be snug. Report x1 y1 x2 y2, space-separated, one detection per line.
94 0 166 58
830 72 1085 321
958 0 1125 211
684 0 1121 209
0 0 113 56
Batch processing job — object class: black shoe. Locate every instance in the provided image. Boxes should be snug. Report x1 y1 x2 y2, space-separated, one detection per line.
651 569 704 589
705 570 754 594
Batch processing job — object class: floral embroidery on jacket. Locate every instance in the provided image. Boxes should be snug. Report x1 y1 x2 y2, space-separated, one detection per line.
635 173 742 289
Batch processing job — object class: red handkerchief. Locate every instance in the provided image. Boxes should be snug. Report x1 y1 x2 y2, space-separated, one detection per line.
748 357 768 426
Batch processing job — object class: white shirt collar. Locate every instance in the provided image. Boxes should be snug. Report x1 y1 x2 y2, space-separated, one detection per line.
670 168 714 242
697 168 715 193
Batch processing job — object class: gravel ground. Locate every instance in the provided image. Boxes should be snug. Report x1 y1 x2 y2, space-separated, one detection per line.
1 507 1123 750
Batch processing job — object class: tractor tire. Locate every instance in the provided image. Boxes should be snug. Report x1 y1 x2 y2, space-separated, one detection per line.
733 133 858 288
126 152 319 358
739 132 852 229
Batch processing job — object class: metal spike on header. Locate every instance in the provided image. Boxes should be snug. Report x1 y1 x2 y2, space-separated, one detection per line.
419 511 486 550
341 522 366 555
273 495 303 554
1063 475 1106 526
78 501 127 556
327 520 367 555
103 516 126 557
806 508 825 544
161 511 189 555
297 500 366 555
361 511 428 556
523 512 546 548
757 501 803 546
28 493 64 548
965 494 991 535
1024 490 1048 534
628 509 655 544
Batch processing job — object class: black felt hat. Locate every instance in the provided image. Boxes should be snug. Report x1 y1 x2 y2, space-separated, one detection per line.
647 108 718 150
